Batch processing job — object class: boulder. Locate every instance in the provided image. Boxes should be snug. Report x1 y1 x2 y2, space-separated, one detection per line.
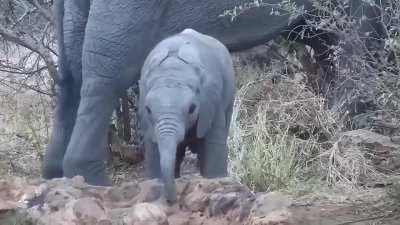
334 129 400 173
123 203 168 225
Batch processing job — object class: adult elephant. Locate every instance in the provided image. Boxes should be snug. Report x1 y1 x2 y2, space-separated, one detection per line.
42 0 388 186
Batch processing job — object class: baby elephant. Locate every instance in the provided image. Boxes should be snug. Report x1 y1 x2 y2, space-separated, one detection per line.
138 28 235 203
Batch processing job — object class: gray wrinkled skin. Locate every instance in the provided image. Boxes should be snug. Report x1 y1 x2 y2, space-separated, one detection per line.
43 0 389 188
139 29 235 203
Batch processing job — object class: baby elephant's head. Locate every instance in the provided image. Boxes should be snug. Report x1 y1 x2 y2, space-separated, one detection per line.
144 79 200 144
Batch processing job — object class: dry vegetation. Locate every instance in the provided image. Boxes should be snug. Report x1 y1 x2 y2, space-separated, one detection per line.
228 65 335 192
227 0 400 197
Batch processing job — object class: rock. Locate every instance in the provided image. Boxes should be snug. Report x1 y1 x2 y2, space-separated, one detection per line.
247 209 293 225
0 178 36 212
70 175 87 188
33 200 77 225
334 129 400 173
249 192 292 218
350 110 400 136
243 192 295 225
167 213 190 225
208 192 239 216
135 179 163 203
232 44 273 66
391 136 400 144
98 219 113 225
182 183 210 212
338 129 399 151
73 197 107 224
123 203 168 225
106 182 141 202
0 201 19 212
45 186 82 212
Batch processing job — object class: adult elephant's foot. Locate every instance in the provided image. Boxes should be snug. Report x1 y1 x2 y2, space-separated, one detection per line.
61 80 118 186
43 128 66 179
42 82 80 180
42 156 63 179
63 155 111 186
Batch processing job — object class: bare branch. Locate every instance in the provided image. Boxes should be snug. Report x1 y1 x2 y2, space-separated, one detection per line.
24 0 54 23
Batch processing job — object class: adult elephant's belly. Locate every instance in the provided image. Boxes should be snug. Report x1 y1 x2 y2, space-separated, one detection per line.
159 0 312 51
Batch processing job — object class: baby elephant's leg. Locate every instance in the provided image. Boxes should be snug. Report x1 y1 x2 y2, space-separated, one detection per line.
145 139 161 179
198 111 229 178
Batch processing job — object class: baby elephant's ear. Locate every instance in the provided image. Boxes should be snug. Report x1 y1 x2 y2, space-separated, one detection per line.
196 68 222 139
141 47 169 77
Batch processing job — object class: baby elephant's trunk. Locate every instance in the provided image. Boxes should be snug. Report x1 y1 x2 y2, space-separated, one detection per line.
158 137 178 203
156 116 184 204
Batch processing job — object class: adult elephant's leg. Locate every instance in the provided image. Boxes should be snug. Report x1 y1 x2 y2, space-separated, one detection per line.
174 144 186 178
62 0 167 185
42 0 90 179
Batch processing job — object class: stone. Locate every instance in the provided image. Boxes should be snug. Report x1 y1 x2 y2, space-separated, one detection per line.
249 192 292 218
391 136 400 144
167 213 190 225
106 182 140 202
123 203 168 225
45 186 82 212
182 183 209 212
334 129 400 173
247 209 293 225
135 179 163 203
73 197 107 224
208 192 239 216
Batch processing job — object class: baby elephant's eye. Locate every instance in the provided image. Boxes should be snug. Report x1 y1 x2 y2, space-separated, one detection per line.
188 104 196 114
146 106 152 114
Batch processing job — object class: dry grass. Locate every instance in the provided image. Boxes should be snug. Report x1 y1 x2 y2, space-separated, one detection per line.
228 65 336 192
321 145 385 188
228 60 395 193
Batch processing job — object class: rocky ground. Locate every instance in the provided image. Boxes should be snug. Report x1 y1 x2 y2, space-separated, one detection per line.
0 146 400 225
0 173 399 225
1 175 287 225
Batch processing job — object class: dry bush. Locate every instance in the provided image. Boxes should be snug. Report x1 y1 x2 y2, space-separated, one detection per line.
228 0 400 191
0 90 52 154
228 65 337 192
297 0 400 189
321 144 385 188
0 89 52 177
228 51 394 194
300 0 400 134
0 0 57 94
